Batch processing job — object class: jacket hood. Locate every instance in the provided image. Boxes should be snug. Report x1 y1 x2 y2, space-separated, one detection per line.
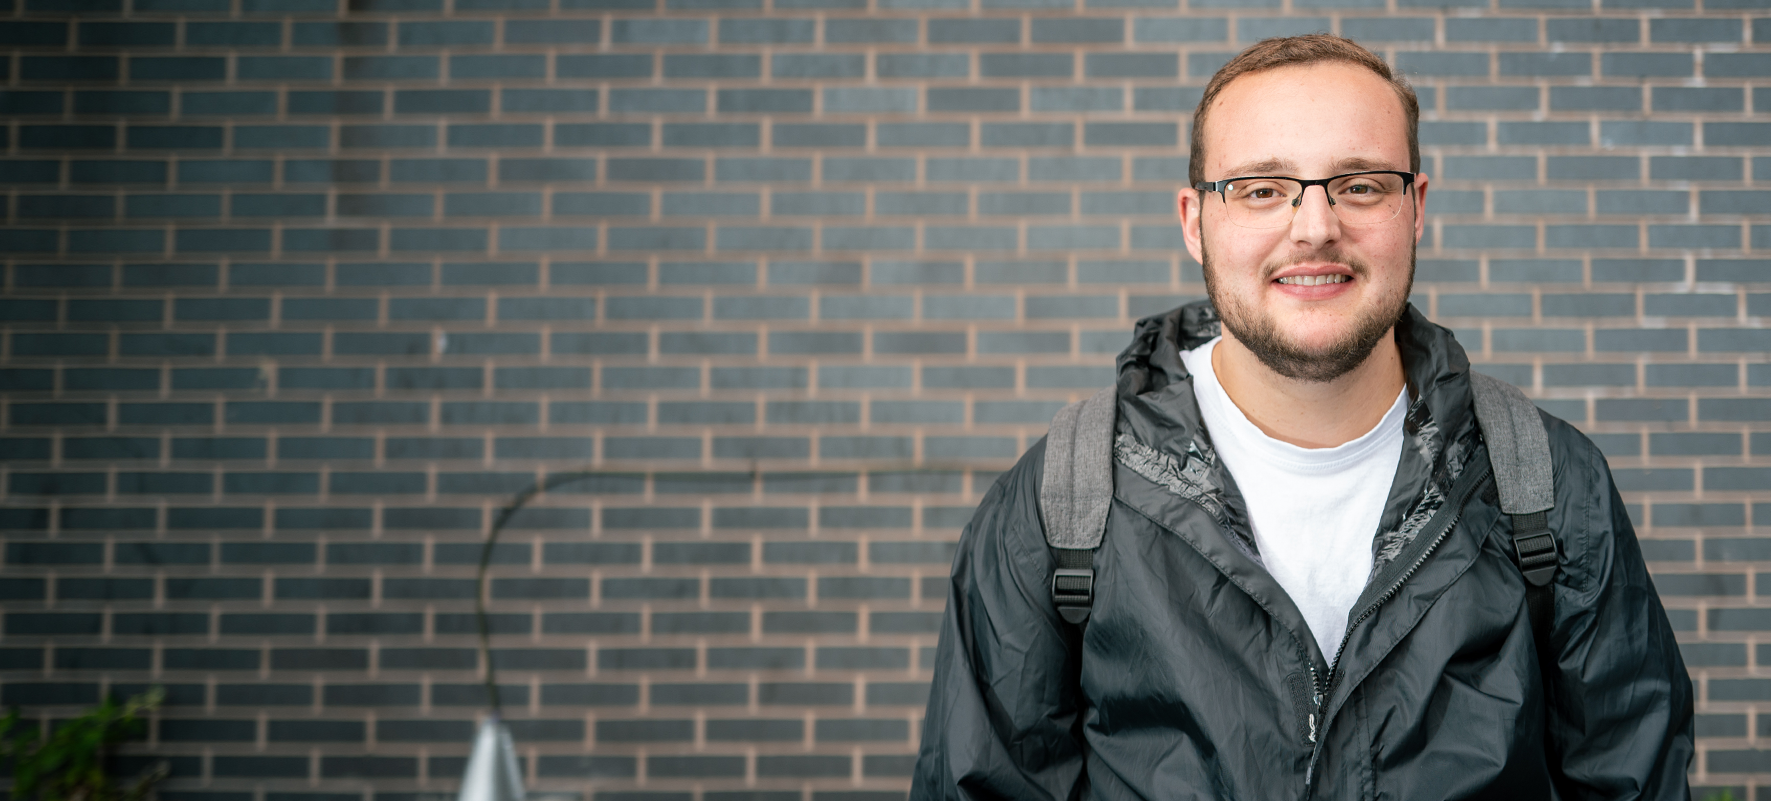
1115 299 1476 438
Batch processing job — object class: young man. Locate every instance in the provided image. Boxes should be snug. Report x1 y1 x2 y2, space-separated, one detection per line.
912 35 1692 799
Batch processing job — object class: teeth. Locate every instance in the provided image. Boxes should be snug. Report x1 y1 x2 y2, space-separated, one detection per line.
1277 274 1349 286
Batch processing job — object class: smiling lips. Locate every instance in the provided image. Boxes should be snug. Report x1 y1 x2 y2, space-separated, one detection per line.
1275 274 1351 286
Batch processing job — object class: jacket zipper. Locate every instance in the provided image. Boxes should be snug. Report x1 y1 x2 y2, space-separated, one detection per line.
1302 462 1494 793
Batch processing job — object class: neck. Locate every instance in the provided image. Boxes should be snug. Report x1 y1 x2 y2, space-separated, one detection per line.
1210 331 1406 449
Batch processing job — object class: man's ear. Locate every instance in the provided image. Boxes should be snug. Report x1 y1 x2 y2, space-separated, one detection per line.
1177 189 1206 266
1411 173 1430 245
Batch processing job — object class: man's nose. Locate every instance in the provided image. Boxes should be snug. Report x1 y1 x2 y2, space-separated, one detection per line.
1289 184 1341 245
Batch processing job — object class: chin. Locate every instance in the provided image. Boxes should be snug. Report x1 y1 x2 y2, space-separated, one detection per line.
1268 316 1361 347
1275 330 1358 359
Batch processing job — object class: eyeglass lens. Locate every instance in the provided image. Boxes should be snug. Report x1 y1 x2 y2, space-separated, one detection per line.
1218 174 1410 229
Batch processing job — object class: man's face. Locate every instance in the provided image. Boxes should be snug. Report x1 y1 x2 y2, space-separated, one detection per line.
1178 62 1428 383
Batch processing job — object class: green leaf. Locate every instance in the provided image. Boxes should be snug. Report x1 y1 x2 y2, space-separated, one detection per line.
6 690 165 801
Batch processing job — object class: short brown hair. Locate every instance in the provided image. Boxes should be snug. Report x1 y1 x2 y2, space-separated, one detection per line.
1188 34 1420 186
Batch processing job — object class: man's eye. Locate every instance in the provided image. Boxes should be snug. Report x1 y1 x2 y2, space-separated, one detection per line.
1233 184 1286 200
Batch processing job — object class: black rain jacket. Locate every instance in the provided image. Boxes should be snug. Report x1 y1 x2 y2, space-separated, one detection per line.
912 302 1693 800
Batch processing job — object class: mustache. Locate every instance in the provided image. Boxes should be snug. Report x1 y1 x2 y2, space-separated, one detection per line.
1260 249 1371 281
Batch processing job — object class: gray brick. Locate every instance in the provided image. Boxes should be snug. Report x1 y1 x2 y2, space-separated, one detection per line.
552 54 650 79
826 19 916 42
1134 17 1227 43
1029 18 1120 43
1498 122 1589 146
918 295 1015 322
1646 293 1733 317
817 435 911 459
929 18 1019 42
1501 52 1591 76
927 226 1017 250
1592 328 1685 352
976 122 1069 149
863 401 957 425
1445 86 1539 111
608 88 703 114
1652 17 1740 42
664 54 761 79
1086 122 1177 147
1705 400 1771 422
708 158 810 185
552 191 651 218
815 294 909 321
1447 17 1538 41
1655 87 1744 112
1236 16 1331 42
967 192 1063 220
766 401 862 425
611 19 705 44
1547 156 1638 181
876 52 969 79
1027 87 1123 116
869 126 964 154
1603 52 1693 77
1545 86 1640 113
825 87 915 113
545 124 651 149
1651 156 1741 182
1649 225 1740 250
720 18 814 43
927 88 1020 112
1599 121 1692 148
1332 17 1429 41
1546 17 1639 42
1706 122 1771 147
811 366 906 391
1703 46 1771 73
1085 53 1178 79
1397 51 1491 77
1650 361 1733 389
717 89 812 115
1702 191 1771 216
1496 235 1593 265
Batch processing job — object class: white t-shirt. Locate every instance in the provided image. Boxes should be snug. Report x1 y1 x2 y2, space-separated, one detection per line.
1179 338 1409 660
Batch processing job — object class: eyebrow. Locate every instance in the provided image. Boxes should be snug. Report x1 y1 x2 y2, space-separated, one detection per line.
1218 156 1405 179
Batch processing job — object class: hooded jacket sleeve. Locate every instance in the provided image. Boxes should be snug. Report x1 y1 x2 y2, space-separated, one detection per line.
911 441 1088 801
1542 417 1695 799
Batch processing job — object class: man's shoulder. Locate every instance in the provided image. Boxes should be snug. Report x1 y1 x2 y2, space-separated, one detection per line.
1462 370 1612 495
989 434 1050 525
1523 407 1635 587
959 435 1053 561
1533 407 1614 492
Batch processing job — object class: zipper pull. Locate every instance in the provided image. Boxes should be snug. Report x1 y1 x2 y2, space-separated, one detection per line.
1306 713 1317 744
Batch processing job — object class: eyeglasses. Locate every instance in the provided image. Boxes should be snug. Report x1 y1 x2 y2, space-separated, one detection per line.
1192 170 1418 230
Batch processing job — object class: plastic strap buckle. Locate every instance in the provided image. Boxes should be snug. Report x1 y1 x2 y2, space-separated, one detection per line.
1511 511 1557 587
1052 568 1095 624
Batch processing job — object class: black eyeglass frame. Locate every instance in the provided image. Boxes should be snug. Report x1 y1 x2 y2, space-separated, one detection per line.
1192 170 1419 210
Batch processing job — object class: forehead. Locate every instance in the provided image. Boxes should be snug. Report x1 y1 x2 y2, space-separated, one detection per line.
1201 62 1410 176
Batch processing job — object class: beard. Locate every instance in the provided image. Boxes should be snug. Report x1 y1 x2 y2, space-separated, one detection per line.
1200 239 1415 384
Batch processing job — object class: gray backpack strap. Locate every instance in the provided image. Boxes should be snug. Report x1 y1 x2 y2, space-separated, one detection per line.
1468 371 1557 586
1040 386 1117 625
1469 371 1559 673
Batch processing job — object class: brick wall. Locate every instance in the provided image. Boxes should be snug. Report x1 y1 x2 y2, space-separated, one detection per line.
0 0 1767 797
